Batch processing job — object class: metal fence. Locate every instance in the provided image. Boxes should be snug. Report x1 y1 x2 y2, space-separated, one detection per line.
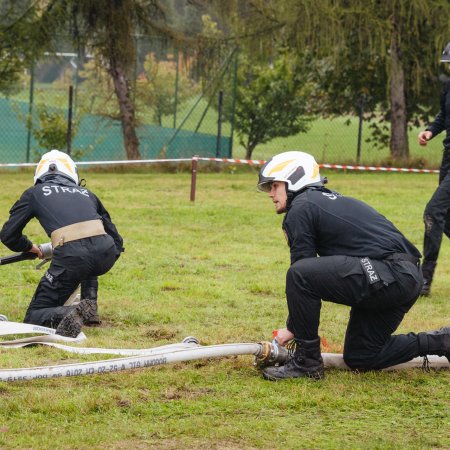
0 37 445 168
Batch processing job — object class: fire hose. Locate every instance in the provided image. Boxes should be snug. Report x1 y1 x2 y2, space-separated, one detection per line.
0 247 448 381
0 242 53 269
0 322 447 382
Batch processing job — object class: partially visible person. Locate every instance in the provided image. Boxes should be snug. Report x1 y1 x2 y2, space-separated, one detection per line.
417 41 450 296
257 151 449 381
0 150 123 337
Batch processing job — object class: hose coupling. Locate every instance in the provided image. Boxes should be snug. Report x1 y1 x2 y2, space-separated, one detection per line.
254 341 289 369
35 243 53 270
38 243 53 260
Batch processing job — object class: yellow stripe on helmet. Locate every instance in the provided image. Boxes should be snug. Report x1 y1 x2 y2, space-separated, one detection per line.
35 159 47 175
312 163 319 179
57 157 74 174
268 159 295 176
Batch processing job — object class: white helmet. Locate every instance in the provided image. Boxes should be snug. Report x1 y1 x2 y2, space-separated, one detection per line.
257 151 322 193
34 150 78 185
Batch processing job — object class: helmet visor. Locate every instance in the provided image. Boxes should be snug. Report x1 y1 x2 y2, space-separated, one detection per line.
257 181 273 192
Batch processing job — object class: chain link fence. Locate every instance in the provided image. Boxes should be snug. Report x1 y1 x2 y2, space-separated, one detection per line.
0 37 445 168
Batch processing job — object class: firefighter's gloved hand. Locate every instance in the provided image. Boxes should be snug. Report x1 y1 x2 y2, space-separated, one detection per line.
29 244 44 259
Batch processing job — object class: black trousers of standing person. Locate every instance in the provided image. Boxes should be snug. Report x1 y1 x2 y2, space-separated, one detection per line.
423 151 450 263
285 255 423 370
24 234 117 328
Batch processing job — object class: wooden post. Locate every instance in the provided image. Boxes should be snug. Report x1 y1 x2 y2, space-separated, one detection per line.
190 155 199 202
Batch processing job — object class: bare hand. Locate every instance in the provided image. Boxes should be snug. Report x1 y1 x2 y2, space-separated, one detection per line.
29 244 44 259
275 328 295 346
418 131 432 146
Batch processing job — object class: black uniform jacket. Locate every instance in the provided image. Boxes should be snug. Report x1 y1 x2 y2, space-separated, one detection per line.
283 187 421 265
0 175 123 257
426 80 450 152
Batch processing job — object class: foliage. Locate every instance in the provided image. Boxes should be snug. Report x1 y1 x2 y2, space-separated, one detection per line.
10 96 73 161
0 0 50 95
34 0 218 160
136 52 199 126
77 58 120 120
36 0 196 160
0 171 448 448
31 106 71 153
305 3 449 155
233 53 314 158
218 0 450 159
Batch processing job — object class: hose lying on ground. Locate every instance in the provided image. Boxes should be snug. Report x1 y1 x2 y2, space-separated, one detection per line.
0 322 447 382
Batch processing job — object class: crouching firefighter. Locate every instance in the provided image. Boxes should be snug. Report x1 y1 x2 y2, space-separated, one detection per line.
0 150 124 337
257 151 449 381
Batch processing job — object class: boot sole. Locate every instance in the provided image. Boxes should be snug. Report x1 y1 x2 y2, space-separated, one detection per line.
55 309 83 338
78 299 98 323
55 299 98 337
262 369 324 381
84 315 102 326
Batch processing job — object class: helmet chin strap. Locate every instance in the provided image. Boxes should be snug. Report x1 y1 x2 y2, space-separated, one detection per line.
286 185 295 212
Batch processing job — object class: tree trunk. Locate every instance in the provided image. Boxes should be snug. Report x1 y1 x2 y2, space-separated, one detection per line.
245 143 257 159
389 13 409 160
109 64 141 160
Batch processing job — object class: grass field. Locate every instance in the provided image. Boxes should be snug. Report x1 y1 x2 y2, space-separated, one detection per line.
0 169 449 449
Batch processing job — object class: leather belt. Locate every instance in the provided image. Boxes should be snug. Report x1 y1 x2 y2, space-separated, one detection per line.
51 220 106 248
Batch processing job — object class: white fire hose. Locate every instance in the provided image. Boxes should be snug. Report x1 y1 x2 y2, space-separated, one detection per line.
0 321 448 382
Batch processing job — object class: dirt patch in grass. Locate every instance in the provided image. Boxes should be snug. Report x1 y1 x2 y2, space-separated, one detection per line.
162 385 214 401
144 326 177 340
106 438 262 450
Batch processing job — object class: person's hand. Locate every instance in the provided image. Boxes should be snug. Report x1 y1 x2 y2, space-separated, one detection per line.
418 131 432 146
275 328 295 346
29 244 44 259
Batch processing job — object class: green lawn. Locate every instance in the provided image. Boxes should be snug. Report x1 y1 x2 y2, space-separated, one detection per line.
233 116 445 168
0 169 448 449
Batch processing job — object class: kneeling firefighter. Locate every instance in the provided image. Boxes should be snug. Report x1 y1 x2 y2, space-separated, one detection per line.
257 151 449 381
0 150 124 337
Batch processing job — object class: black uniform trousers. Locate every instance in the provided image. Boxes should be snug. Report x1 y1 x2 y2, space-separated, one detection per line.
423 151 450 262
24 234 117 328
286 255 423 370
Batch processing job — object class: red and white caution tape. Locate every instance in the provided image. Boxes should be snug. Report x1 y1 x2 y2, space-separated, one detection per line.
196 157 440 173
319 163 439 174
195 157 266 165
0 156 439 173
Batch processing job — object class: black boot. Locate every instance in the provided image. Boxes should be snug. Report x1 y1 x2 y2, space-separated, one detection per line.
262 337 324 381
81 279 101 326
418 326 450 363
55 299 98 338
420 261 437 296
